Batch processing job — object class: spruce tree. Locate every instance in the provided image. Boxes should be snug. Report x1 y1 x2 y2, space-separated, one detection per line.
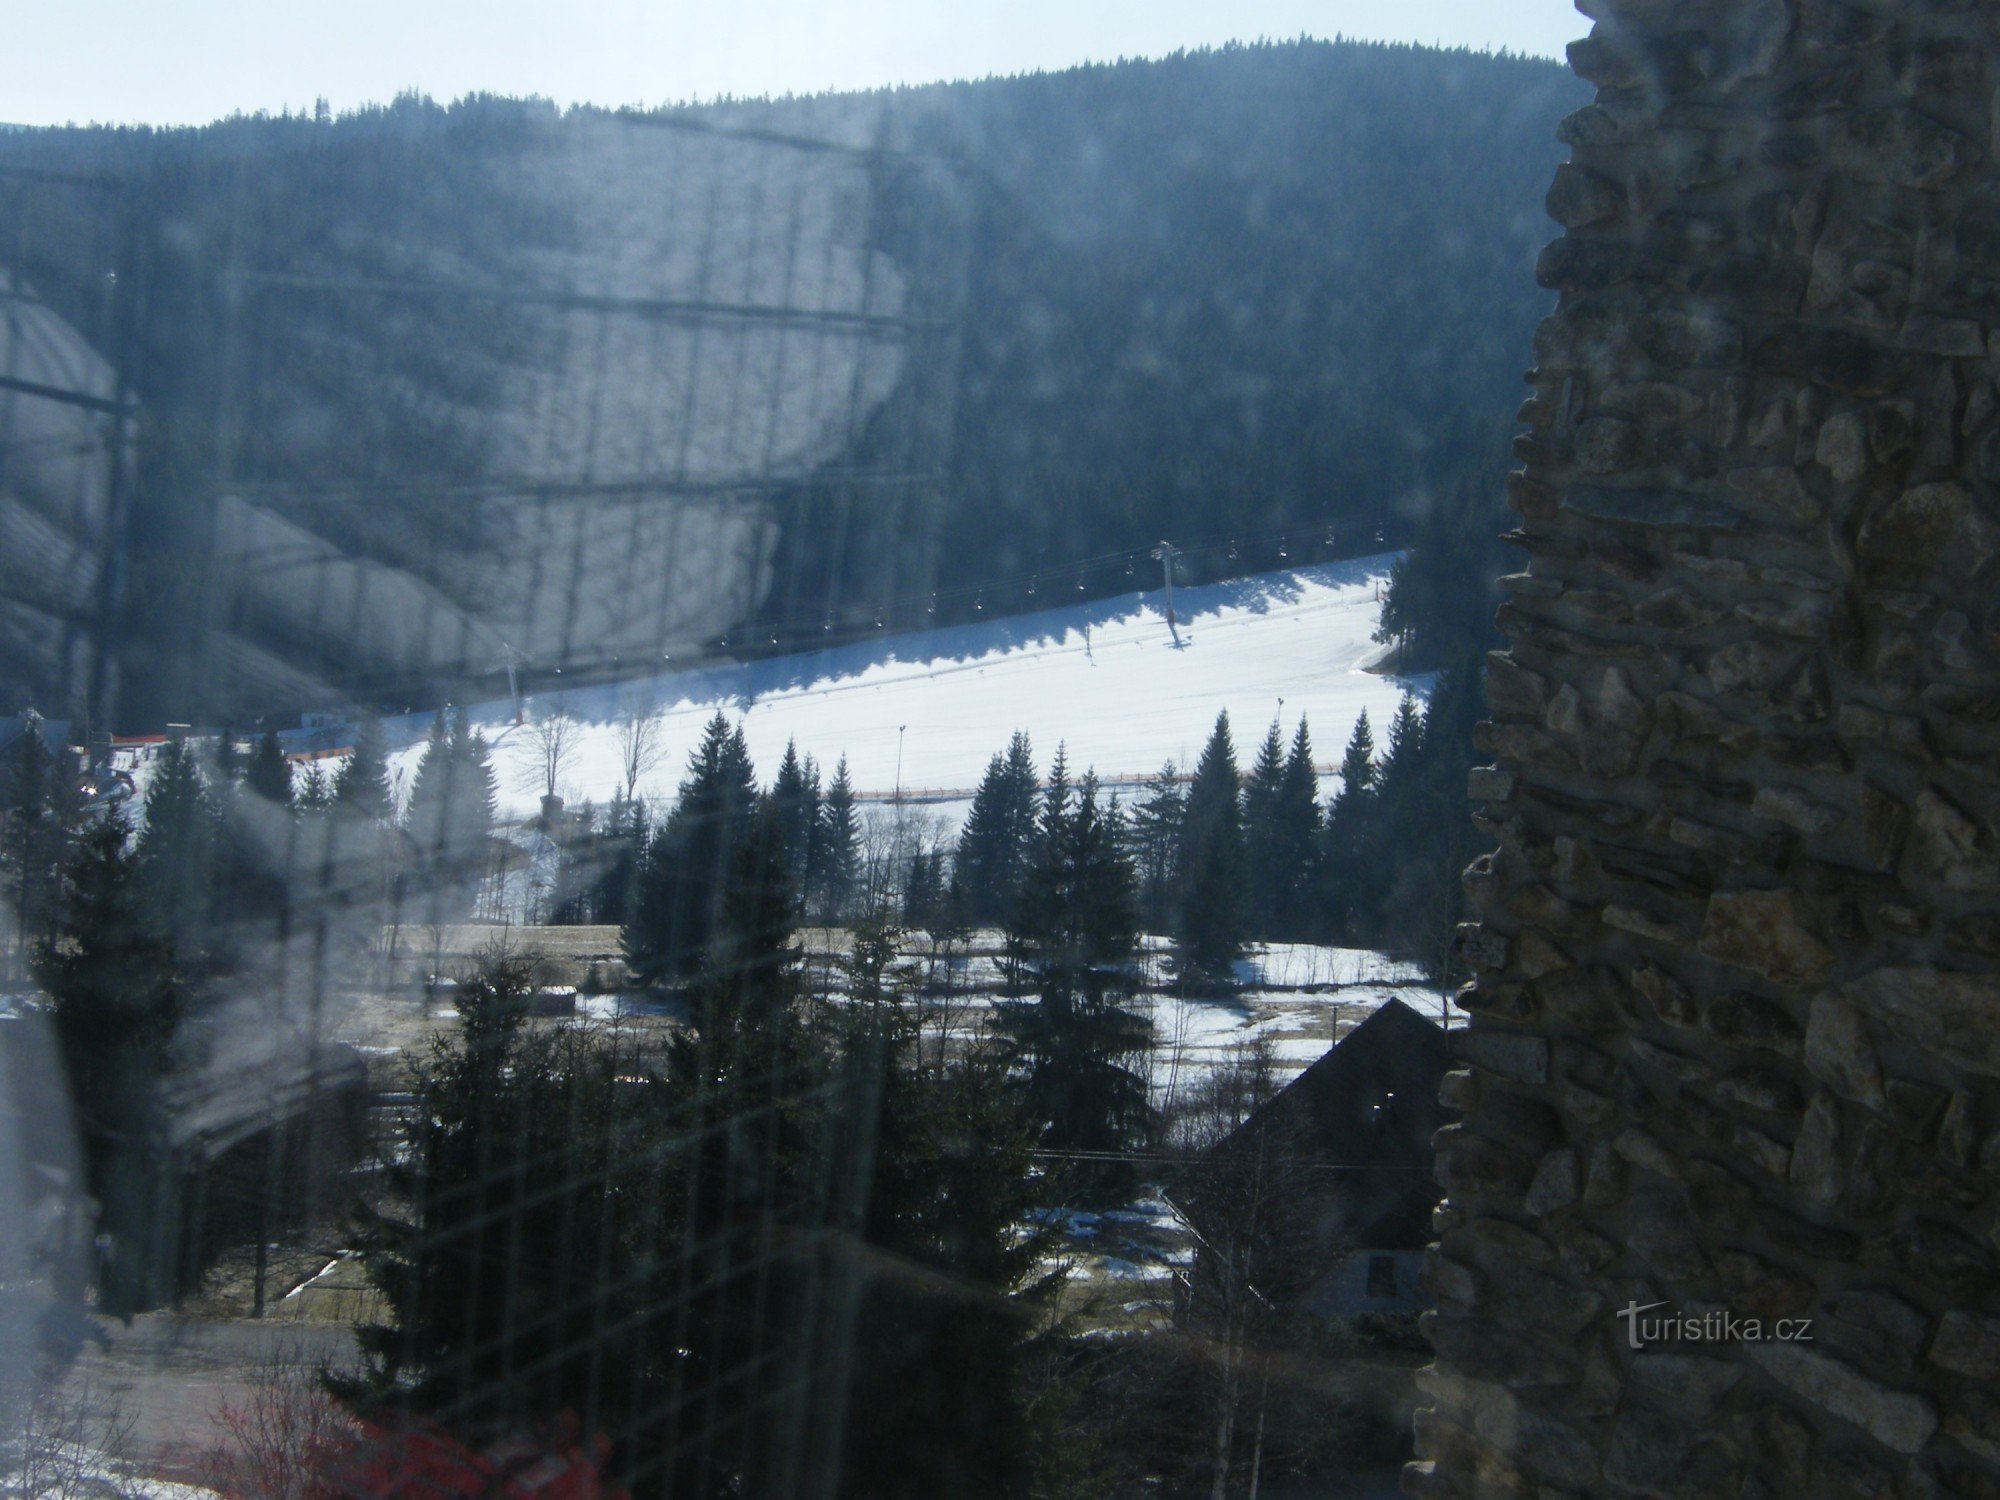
450 710 497 843
950 731 1039 927
835 969 1050 1499
135 740 219 963
995 764 1152 1196
342 960 676 1460
812 754 860 923
36 814 185 1314
244 728 293 807
1003 744 1071 984
1380 693 1427 802
1240 719 1287 937
1321 710 1379 940
1339 694 1426 942
652 807 825 1499
1125 760 1183 936
333 715 394 823
1333 710 1377 804
401 711 449 824
686 800 803 1039
404 708 495 926
295 763 334 814
622 713 759 985
1173 711 1246 985
769 738 819 908
953 750 1015 927
1273 718 1321 937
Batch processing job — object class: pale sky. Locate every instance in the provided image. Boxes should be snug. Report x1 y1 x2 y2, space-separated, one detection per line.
3 0 1583 129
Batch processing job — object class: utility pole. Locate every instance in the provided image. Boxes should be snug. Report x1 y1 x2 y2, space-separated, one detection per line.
1152 540 1182 647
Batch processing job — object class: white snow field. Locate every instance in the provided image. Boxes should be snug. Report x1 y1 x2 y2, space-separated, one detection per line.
379 553 1429 824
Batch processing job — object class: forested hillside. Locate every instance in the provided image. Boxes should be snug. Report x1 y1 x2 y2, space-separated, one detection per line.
0 39 1584 722
910 42 1583 593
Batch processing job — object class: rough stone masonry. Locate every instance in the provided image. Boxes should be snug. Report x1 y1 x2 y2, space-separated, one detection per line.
1410 0 2000 1495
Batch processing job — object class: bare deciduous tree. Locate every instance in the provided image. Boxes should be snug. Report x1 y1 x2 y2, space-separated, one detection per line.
515 705 580 803
615 692 665 802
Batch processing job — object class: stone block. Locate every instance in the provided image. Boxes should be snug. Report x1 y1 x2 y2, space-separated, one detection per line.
1713 1249 1815 1319
1456 922 1510 972
1698 889 1836 988
1930 1309 2000 1380
1524 1148 1579 1217
1705 991 1806 1056
1825 1289 1929 1374
1547 163 1627 228
1837 970 2000 1078
1575 415 1645 473
1899 314 1986 357
1434 1125 1534 1200
1727 464 1824 522
1454 1027 1550 1085
1705 639 1799 698
1612 1127 1682 1178
1605 1408 1743 1499
1846 106 1978 192
1815 406 1868 481
1901 786 2000 890
1804 995 1887 1109
1744 1343 1938 1454
1752 785 1845 835
1716 1066 1804 1115
1438 1068 1479 1113
1732 1121 1793 1177
1888 1219 1996 1299
1858 482 2000 583
1563 485 1746 531
1630 1352 1743 1419
1604 904 1696 945
1941 1391 2000 1476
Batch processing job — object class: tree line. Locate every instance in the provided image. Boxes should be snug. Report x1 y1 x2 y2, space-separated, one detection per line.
2 690 1443 1490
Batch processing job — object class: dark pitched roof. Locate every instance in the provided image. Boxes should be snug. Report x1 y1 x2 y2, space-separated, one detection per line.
1187 997 1451 1258
1235 996 1449 1162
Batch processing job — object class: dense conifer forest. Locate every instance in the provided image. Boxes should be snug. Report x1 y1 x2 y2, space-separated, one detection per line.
0 38 1582 719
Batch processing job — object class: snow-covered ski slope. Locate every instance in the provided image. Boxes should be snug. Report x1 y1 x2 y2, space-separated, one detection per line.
385 553 1428 824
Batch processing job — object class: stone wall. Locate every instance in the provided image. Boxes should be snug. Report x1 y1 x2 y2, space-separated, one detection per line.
1412 1 2000 1495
